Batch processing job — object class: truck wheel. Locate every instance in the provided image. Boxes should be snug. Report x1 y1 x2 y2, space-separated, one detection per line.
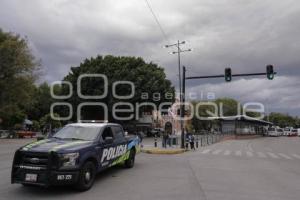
124 149 135 168
75 161 96 191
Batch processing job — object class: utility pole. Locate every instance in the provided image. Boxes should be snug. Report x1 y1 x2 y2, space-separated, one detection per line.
165 41 191 148
165 41 191 102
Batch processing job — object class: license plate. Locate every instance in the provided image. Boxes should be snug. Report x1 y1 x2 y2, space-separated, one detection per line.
25 174 37 182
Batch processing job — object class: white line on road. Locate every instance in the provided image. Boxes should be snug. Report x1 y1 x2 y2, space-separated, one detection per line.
278 153 292 160
224 150 231 156
267 152 279 159
235 151 242 156
292 154 300 159
257 152 267 158
201 149 211 154
246 151 253 157
212 149 223 155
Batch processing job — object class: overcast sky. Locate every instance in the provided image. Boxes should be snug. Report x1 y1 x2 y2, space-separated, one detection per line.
1 0 299 116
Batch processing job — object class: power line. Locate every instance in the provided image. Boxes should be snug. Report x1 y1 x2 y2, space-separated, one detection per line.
144 0 169 42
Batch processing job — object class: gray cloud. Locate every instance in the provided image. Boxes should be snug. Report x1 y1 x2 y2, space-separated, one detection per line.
0 0 299 115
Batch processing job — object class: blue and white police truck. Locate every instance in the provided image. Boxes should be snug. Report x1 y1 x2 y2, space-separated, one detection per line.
11 122 140 191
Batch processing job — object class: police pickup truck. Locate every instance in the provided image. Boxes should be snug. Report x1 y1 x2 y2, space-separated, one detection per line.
11 123 140 191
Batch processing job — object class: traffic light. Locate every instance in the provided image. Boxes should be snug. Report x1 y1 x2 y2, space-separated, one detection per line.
266 65 274 80
225 68 232 82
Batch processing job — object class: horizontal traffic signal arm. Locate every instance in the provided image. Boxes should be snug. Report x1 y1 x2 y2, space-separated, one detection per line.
186 72 277 80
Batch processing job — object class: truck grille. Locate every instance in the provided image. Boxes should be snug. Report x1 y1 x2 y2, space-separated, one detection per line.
20 152 49 169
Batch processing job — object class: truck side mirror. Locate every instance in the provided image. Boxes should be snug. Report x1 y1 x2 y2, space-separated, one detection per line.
104 137 114 144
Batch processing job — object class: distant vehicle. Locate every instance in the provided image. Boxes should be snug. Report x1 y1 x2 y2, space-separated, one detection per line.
283 127 292 136
267 127 279 137
298 128 300 136
15 130 36 138
289 129 298 137
276 128 284 136
148 128 164 137
0 130 10 138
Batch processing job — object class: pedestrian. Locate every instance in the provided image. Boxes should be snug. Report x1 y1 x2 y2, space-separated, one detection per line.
190 134 195 150
162 131 169 148
185 131 191 149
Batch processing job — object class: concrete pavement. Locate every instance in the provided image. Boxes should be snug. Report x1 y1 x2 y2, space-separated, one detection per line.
1 137 300 200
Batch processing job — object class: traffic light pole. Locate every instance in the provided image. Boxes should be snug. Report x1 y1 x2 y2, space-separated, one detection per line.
180 67 186 148
186 72 277 80
180 66 277 148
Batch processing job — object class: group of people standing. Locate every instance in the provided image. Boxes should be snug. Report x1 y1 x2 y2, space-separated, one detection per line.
162 129 195 150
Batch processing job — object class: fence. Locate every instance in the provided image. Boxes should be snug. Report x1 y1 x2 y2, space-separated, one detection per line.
192 134 225 148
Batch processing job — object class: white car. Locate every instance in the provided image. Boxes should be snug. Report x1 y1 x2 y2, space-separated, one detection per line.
283 127 292 136
267 127 279 137
290 129 298 137
276 128 284 136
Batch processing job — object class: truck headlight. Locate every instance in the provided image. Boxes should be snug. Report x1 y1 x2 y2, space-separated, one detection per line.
60 153 79 167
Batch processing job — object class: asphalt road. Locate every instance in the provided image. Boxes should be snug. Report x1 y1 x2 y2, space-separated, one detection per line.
1 137 300 200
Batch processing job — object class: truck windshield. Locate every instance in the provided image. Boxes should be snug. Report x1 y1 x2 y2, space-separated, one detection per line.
52 126 100 141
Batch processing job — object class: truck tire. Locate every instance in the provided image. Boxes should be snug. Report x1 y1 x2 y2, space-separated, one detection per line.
124 149 135 168
75 161 96 191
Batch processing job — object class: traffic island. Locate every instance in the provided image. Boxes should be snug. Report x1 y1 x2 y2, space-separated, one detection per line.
141 147 186 154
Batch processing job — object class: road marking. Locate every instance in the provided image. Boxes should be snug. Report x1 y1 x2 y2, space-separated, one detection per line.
246 151 253 157
257 152 267 158
201 149 211 154
224 150 231 156
278 153 292 160
235 151 242 156
212 149 223 155
292 154 300 159
267 152 279 159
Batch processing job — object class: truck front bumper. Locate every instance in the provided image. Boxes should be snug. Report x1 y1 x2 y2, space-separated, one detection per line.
12 168 79 186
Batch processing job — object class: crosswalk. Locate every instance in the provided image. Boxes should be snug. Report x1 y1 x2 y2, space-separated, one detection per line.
199 148 300 160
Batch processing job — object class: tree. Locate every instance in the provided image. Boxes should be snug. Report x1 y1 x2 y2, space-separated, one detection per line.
39 113 61 133
267 112 297 128
61 55 175 123
0 29 39 128
27 82 54 121
214 98 241 116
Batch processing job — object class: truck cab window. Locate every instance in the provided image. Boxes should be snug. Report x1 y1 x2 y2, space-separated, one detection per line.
112 126 124 140
102 127 114 140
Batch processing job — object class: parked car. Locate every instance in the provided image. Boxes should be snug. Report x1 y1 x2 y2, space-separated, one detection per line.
267 127 279 137
0 130 10 138
147 128 164 137
283 127 292 136
276 128 284 136
15 130 36 138
289 129 298 137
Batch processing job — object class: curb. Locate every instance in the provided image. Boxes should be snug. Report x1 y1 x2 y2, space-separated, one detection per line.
141 148 186 154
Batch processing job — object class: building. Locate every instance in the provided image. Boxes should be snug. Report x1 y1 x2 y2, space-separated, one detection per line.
209 115 272 135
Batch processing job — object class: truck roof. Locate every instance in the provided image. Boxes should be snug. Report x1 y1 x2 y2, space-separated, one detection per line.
66 123 121 127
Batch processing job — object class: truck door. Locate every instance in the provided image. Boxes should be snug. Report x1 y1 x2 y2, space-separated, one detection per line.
97 126 115 169
112 126 126 145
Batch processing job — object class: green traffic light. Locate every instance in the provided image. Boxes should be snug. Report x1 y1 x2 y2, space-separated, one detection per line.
266 65 274 80
225 68 232 82
267 74 274 80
